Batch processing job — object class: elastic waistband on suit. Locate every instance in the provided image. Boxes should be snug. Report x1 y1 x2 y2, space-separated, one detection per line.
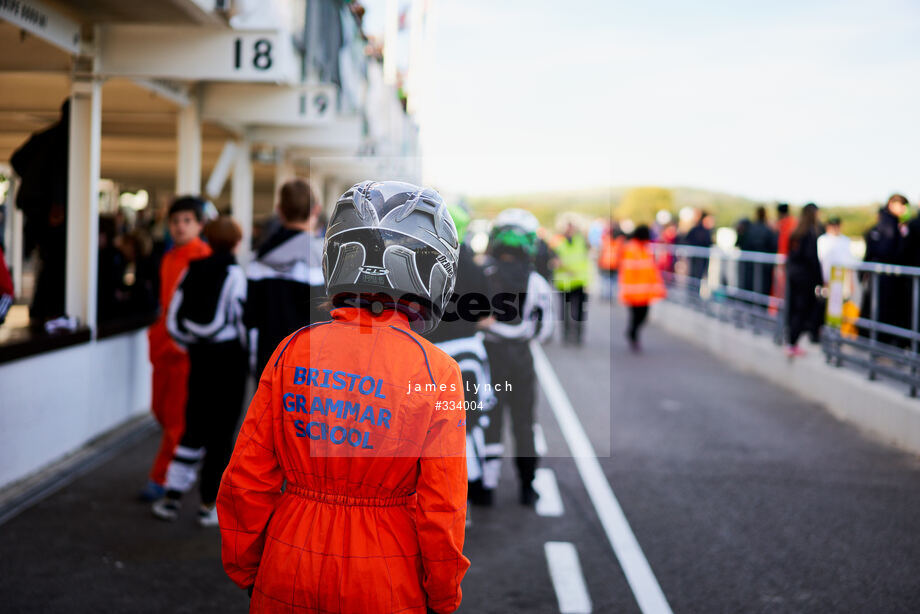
286 484 415 507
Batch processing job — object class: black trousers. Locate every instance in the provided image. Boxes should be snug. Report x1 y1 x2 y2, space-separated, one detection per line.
170 340 248 504
560 286 588 343
627 305 649 343
786 283 823 346
483 342 537 488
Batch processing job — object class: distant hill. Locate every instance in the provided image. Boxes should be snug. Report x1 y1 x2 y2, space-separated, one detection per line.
470 186 881 237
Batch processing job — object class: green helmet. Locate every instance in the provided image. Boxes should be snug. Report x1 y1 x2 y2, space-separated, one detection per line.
447 202 471 243
488 208 539 257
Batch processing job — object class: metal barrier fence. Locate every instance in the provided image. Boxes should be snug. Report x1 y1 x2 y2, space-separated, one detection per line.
651 243 920 397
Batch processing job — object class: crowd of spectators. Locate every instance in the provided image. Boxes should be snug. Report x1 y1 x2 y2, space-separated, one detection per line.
593 193 920 355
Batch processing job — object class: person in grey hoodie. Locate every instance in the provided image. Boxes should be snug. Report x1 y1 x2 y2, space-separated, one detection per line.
245 179 326 374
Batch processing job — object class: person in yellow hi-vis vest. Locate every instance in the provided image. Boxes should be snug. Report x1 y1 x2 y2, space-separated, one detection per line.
618 225 666 352
551 220 592 345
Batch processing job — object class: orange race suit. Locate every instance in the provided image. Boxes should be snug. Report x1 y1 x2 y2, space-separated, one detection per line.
147 236 212 484
618 239 666 306
217 306 470 614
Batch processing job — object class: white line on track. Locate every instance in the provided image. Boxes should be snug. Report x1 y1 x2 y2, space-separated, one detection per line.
532 341 674 614
534 423 549 456
533 468 564 517
545 541 593 614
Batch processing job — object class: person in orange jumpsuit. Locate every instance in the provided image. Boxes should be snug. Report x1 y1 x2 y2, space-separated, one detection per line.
619 224 666 352
139 197 212 501
218 181 470 613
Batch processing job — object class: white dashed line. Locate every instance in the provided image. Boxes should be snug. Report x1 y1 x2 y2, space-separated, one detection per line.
533 468 564 517
534 423 549 456
532 342 674 614
545 541 593 614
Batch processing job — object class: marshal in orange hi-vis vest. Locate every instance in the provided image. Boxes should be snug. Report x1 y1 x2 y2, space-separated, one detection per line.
598 234 624 272
217 307 470 614
618 239 666 306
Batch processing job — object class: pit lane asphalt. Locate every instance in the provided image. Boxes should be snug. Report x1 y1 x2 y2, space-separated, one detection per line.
2 299 919 613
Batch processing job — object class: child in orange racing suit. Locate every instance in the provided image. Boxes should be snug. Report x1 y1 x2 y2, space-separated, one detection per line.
140 197 212 501
217 181 470 613
153 217 248 526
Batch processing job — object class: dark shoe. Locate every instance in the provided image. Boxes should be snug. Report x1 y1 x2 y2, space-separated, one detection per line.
520 485 539 507
468 483 495 507
138 480 165 502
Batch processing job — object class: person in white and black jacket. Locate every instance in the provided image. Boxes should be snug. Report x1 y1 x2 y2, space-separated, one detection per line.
479 209 555 507
153 216 248 526
245 179 326 374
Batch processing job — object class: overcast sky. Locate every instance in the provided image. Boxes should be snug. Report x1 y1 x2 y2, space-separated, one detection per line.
363 0 920 204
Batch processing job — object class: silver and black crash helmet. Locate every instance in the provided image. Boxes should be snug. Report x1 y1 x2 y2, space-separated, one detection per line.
323 180 460 333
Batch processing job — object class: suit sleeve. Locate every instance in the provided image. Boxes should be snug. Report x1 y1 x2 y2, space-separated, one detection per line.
165 271 194 348
243 277 265 331
529 271 556 343
416 362 471 613
217 346 285 589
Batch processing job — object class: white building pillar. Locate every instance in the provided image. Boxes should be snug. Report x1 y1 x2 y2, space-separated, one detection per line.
231 138 253 268
175 101 202 196
66 77 102 330
11 205 23 297
383 0 399 85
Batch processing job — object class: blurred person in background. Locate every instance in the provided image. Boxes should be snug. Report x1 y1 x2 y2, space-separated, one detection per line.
656 220 679 273
588 217 605 249
119 228 158 317
901 196 920 267
683 209 713 285
770 203 797 310
0 244 13 324
245 179 325 374
775 203 796 256
10 100 69 327
862 194 909 345
618 225 666 352
140 197 212 501
900 197 920 334
817 216 854 283
785 203 824 358
481 209 555 506
153 216 247 526
597 219 623 301
428 201 499 509
737 206 777 300
551 219 591 345
533 227 555 281
97 215 127 324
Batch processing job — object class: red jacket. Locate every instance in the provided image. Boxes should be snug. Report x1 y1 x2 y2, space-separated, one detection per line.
218 307 470 613
147 237 211 362
0 245 12 297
